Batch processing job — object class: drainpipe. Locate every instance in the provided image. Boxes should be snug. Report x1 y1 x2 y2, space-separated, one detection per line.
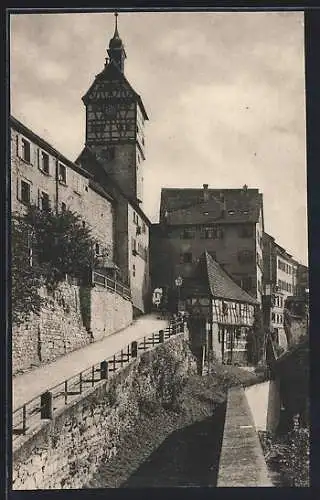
55 159 59 214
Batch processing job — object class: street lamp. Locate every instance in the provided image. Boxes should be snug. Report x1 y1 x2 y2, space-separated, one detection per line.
175 276 183 313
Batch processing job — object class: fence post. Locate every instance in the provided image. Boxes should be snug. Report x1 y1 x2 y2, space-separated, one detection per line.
131 341 138 358
159 330 164 343
40 391 53 419
22 405 27 434
100 360 109 380
64 380 68 405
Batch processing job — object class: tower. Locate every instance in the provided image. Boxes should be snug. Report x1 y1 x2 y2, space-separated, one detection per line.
82 13 148 204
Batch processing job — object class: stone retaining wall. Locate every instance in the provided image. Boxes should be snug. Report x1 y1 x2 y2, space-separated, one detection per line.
13 333 196 490
13 280 133 376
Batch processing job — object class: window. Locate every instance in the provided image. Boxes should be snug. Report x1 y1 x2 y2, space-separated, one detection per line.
181 227 195 239
142 222 146 233
142 137 145 146
40 151 50 174
61 202 66 212
241 277 252 292
180 252 192 264
133 212 139 225
200 225 223 239
271 313 275 322
95 243 100 255
132 264 136 277
132 237 137 255
238 250 254 264
239 225 253 238
21 138 31 163
82 221 86 228
228 210 235 215
59 163 67 184
40 191 50 211
20 180 31 204
208 250 216 260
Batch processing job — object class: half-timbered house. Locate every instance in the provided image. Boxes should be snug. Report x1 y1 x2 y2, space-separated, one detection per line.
183 251 258 365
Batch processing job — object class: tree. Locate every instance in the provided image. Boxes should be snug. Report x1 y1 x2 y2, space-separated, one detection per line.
21 205 99 284
11 216 44 325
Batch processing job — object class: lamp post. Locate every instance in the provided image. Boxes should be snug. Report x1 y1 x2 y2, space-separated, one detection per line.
175 276 183 314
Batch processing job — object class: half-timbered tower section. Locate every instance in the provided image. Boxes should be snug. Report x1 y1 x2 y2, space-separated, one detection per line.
82 14 148 206
77 16 151 315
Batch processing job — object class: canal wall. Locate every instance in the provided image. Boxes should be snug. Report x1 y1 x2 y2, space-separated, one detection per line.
12 333 197 490
245 380 281 433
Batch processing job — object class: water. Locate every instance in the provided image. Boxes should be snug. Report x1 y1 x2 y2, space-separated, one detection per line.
121 402 226 488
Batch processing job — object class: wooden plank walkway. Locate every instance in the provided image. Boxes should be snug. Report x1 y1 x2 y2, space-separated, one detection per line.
217 386 273 487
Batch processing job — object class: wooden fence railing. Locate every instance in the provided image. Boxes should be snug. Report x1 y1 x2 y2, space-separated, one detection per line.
12 319 185 441
91 271 131 301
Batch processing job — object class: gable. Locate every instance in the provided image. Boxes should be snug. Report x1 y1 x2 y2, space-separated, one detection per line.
82 62 148 119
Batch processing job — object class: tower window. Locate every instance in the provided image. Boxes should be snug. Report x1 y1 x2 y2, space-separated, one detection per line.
20 180 31 204
132 264 136 277
61 202 66 212
95 243 100 255
21 138 31 163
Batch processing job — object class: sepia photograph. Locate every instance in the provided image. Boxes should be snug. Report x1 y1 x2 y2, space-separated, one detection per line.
9 9 309 489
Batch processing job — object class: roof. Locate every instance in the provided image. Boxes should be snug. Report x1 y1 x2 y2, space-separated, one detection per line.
89 179 114 203
10 116 91 179
160 187 262 224
82 61 148 120
77 145 152 226
199 251 258 305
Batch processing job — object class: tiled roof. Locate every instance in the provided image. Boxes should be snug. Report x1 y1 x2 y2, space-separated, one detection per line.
160 187 262 224
202 251 258 305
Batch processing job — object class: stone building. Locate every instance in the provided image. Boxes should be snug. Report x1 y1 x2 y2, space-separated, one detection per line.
151 184 264 305
10 116 115 263
262 232 301 347
76 16 151 314
10 17 151 315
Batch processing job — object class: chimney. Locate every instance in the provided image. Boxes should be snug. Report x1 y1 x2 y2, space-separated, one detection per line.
203 184 209 202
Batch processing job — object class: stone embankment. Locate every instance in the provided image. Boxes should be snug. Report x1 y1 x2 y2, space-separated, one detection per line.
13 333 196 489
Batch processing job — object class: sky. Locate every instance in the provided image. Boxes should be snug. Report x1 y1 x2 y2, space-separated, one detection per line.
10 10 308 265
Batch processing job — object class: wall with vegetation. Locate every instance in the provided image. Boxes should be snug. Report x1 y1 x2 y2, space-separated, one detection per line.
12 334 196 489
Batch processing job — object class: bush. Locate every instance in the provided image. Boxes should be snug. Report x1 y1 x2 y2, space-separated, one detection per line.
259 423 310 487
11 216 45 325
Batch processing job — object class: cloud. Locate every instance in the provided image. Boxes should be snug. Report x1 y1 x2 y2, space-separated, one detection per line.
9 11 308 263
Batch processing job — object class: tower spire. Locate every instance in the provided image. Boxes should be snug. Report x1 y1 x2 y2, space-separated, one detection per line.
107 11 126 73
114 11 119 36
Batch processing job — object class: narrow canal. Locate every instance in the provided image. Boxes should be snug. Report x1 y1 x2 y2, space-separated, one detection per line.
121 402 226 488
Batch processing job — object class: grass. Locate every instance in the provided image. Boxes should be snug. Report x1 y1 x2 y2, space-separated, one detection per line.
86 359 265 489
